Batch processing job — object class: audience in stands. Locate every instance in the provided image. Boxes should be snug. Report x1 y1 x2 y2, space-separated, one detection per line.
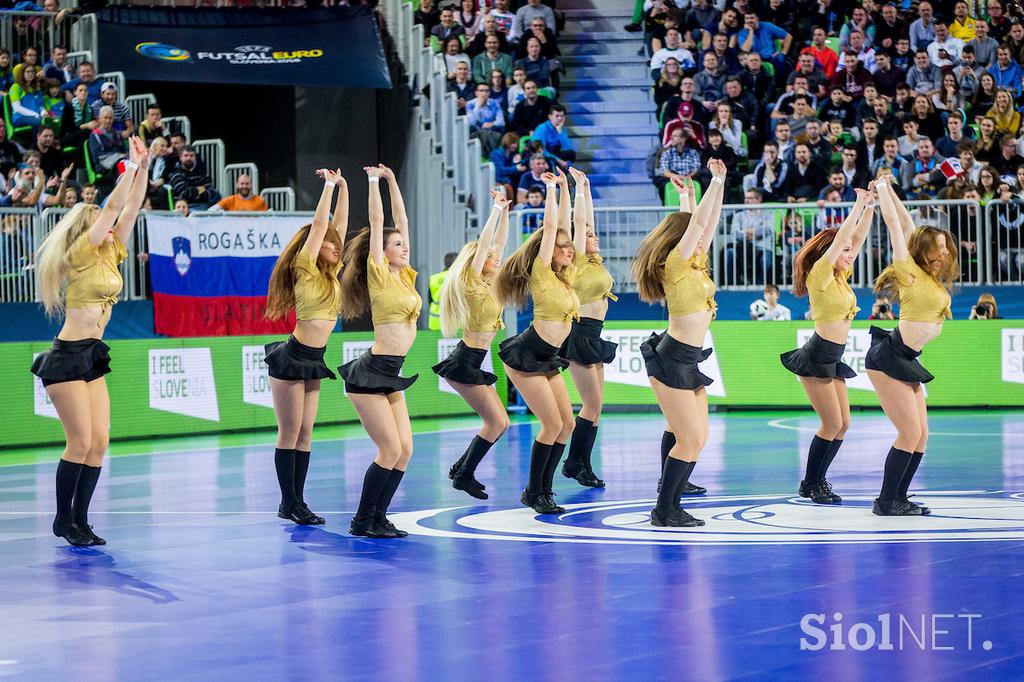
510 0 556 43
171 145 221 210
531 103 574 169
514 36 553 90
655 127 701 200
510 79 551 134
138 105 167 146
217 174 267 212
87 106 128 176
448 60 474 114
91 82 133 137
430 6 466 53
516 153 549 204
467 81 506 154
473 34 513 83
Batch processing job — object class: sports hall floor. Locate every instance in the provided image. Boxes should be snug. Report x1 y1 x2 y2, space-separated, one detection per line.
1 411 1022 680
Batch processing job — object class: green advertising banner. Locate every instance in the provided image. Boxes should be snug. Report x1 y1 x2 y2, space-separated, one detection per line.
3 332 506 448
4 322 1023 448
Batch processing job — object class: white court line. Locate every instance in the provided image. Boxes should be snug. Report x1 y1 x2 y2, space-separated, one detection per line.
766 416 1017 437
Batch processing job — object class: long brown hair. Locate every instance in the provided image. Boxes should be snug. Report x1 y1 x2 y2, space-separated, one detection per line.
631 212 694 303
875 226 960 300
338 226 400 320
265 224 343 320
494 228 572 310
792 228 839 298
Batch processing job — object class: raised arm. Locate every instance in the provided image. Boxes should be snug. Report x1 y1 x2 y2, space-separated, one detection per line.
677 159 726 259
555 167 571 231
538 171 559 265
303 168 341 256
331 170 349 251
378 164 409 250
365 166 386 264
876 174 909 262
683 177 697 213
88 137 143 245
568 167 588 255
823 187 868 264
472 189 511 275
113 139 151 244
849 183 877 255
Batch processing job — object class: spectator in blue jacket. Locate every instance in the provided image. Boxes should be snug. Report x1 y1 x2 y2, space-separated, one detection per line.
737 13 791 80
60 61 104 103
989 45 1024 96
532 103 574 170
489 131 526 198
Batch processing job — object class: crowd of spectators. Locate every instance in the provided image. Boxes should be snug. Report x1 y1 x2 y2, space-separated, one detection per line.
418 0 579 209
640 0 1024 284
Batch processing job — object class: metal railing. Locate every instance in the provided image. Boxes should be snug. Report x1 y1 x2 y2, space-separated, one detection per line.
97 71 125 99
66 50 92 70
986 200 1024 285
193 139 226 194
125 93 156 133
224 163 259 195
163 115 192 143
261 187 295 212
0 11 89 59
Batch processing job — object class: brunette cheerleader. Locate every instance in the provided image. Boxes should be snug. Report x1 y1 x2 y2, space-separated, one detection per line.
557 168 616 488
495 169 577 514
264 168 348 525
31 138 150 546
338 165 421 538
868 177 958 516
436 189 512 499
781 187 875 504
631 162 726 527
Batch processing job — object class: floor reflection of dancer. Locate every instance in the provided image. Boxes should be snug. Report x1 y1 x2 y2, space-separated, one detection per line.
436 189 512 499
338 165 421 538
31 138 149 546
496 169 578 515
781 187 875 504
264 168 347 525
632 162 725 527
868 177 958 516
557 168 615 488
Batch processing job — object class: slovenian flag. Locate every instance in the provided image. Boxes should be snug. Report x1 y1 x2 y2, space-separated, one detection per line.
939 157 964 179
146 214 310 337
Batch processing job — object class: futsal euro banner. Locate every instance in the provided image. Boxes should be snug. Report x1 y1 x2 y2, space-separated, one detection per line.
95 6 391 88
147 213 310 337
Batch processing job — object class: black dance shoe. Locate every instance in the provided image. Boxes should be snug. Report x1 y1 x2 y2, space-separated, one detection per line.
651 506 705 527
872 498 925 516
298 502 326 524
453 474 489 500
80 524 106 546
799 480 837 505
680 481 706 495
818 480 842 504
372 514 409 538
521 489 564 514
278 502 321 525
538 493 565 514
53 520 92 547
901 495 931 515
350 514 386 537
562 460 604 488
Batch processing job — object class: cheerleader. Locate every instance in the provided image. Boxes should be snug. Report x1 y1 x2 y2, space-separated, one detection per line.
781 187 875 504
435 190 512 499
338 165 421 538
263 168 348 525
31 137 150 546
631 161 726 527
495 169 577 514
868 177 958 516
557 168 616 487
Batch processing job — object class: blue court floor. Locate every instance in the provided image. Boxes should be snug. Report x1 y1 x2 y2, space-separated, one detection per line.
1 411 1023 680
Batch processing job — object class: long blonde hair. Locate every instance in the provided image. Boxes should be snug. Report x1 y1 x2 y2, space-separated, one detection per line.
494 228 571 310
35 203 100 318
874 226 960 300
631 212 694 303
338 226 400 320
265 224 343 320
439 240 489 337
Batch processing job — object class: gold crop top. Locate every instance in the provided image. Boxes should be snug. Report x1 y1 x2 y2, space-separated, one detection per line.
806 257 859 323
574 252 618 305
368 256 422 325
888 258 953 323
65 232 127 312
664 249 716 317
530 255 580 323
293 249 341 322
465 280 505 333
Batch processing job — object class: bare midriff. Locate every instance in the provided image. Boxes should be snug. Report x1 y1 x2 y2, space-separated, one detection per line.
372 321 418 356
578 298 609 321
533 319 573 348
58 307 113 341
898 320 943 351
667 309 713 347
814 319 853 345
462 330 498 350
292 319 337 348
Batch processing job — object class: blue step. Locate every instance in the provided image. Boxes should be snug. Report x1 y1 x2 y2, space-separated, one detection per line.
568 111 657 126
569 124 655 137
567 63 650 80
560 39 645 56
561 53 649 67
560 87 654 103
585 172 652 186
586 158 650 175
560 76 654 89
563 100 655 114
563 9 634 19
575 147 650 160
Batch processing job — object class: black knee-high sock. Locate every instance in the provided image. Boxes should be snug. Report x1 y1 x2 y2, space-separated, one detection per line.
674 460 696 499
54 459 83 529
818 439 843 482
293 450 311 503
72 465 101 527
660 431 675 472
583 423 600 470
543 442 567 494
657 457 688 511
528 440 552 495
274 448 297 509
879 447 912 504
804 435 832 482
357 462 392 519
565 416 596 466
897 451 925 499
375 468 406 519
457 436 496 477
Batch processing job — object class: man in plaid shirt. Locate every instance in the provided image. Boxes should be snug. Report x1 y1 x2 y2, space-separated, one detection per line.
654 127 701 201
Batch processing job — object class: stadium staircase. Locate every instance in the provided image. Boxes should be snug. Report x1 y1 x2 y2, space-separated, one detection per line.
558 0 658 204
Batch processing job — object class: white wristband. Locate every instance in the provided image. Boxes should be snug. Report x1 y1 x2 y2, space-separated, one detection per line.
545 183 556 189
125 161 139 171
368 176 380 183
325 181 336 188
710 176 724 185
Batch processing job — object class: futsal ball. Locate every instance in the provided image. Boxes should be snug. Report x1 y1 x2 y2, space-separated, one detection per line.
750 299 769 320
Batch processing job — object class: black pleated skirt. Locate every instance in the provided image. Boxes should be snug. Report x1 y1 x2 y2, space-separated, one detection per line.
31 338 111 387
864 325 934 384
640 331 714 391
559 317 618 365
780 332 857 379
338 350 418 395
498 325 568 375
432 341 497 386
264 336 337 381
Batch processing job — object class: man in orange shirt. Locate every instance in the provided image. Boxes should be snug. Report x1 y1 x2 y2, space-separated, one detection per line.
217 174 268 211
801 27 839 78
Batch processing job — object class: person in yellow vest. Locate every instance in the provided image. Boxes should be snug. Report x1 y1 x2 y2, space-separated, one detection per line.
428 252 458 331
